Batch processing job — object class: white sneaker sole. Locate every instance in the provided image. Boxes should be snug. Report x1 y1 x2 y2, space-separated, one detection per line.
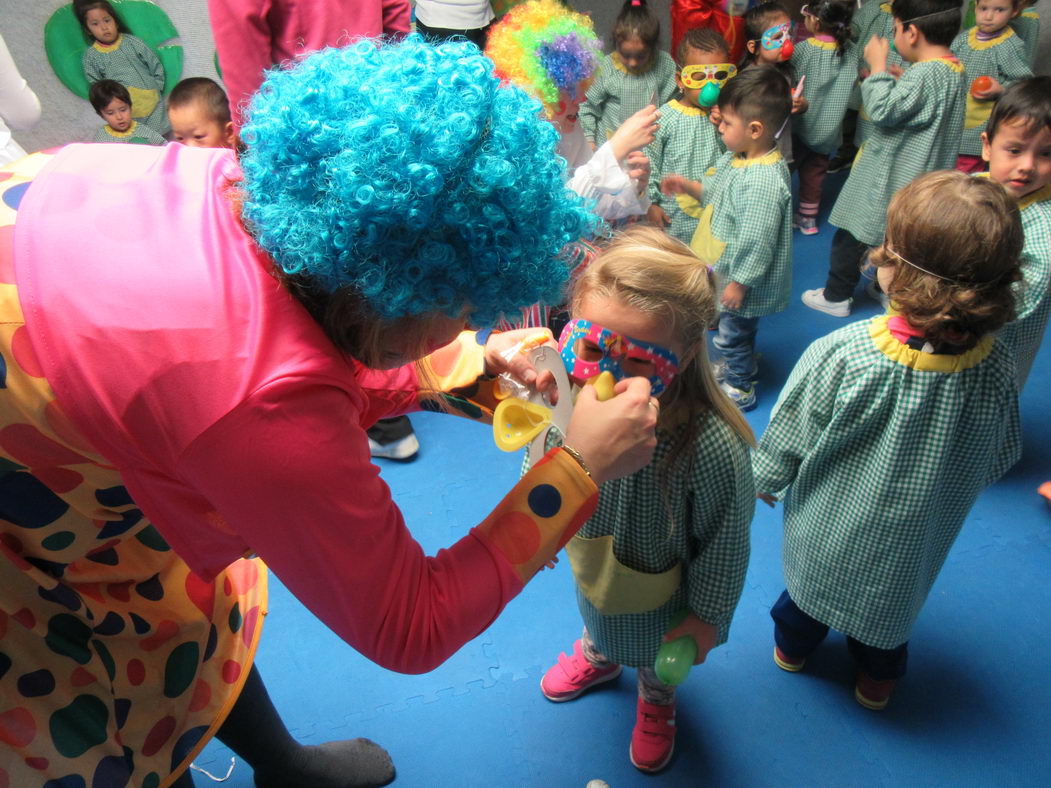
801 289 851 317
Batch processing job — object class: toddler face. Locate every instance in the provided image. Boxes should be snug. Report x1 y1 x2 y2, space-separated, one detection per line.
100 97 132 133
169 102 234 148
85 8 119 45
982 119 1051 199
975 0 1016 35
755 16 792 64
716 107 753 153
616 35 652 74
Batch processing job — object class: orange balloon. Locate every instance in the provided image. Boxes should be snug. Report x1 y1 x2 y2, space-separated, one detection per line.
971 75 993 97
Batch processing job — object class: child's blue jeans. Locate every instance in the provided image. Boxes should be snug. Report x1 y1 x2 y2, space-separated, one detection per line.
771 590 908 681
713 312 759 389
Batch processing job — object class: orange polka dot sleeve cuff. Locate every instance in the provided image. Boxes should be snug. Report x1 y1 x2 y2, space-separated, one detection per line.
472 446 598 584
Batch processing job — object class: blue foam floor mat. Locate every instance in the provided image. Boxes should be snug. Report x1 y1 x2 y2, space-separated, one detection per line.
193 172 1051 787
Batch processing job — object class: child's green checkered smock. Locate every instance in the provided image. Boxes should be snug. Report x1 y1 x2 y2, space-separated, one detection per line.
83 34 169 134
753 316 1021 648
579 51 678 146
1009 10 1040 66
829 58 965 246
793 38 858 155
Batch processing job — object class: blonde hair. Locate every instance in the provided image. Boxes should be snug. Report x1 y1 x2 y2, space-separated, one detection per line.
869 171 1023 349
571 225 755 456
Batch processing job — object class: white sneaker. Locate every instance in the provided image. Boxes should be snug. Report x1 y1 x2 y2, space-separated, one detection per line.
865 279 889 310
368 433 420 460
801 288 851 317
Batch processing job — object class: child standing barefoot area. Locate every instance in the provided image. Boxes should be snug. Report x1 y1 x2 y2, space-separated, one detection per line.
76 0 168 135
580 0 678 149
539 226 755 774
755 171 1023 711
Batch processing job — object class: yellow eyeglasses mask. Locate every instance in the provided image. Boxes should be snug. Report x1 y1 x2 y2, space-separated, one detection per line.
680 63 738 90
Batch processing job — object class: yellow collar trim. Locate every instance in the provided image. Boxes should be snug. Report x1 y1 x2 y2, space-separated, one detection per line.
916 56 964 72
879 2 893 14
1020 183 1051 211
805 37 839 50
968 26 1014 49
731 149 783 167
869 314 993 372
668 99 706 117
105 121 138 139
93 34 123 53
1021 10 1038 19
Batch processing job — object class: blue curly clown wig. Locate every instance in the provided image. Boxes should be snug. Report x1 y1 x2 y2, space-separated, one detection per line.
238 35 599 326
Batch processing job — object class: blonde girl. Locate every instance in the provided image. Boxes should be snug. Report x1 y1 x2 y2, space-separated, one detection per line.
538 225 755 774
754 171 1023 711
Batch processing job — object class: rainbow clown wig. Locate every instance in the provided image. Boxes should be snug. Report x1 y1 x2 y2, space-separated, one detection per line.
237 35 598 325
485 0 602 116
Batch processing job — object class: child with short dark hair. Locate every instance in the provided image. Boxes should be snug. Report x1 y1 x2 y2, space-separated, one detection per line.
803 0 967 317
662 65 793 411
579 0 678 148
645 28 731 244
757 170 1023 711
75 0 168 134
89 79 165 144
982 76 1051 388
792 0 857 234
951 0 1032 172
167 77 236 149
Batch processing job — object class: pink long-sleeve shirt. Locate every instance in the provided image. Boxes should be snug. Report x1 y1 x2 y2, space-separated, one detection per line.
207 0 411 128
12 143 594 674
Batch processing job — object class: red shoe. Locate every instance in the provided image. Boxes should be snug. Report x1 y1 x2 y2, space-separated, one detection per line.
855 671 895 710
773 646 806 672
540 640 622 702
629 697 676 773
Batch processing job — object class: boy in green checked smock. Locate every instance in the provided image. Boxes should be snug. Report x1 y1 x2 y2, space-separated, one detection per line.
1010 1 1040 66
536 226 755 775
77 1 169 135
88 79 166 145
579 0 677 148
791 0 857 234
664 65 793 411
951 0 1032 172
803 0 966 318
756 171 1023 711
645 29 729 245
981 77 1051 389
852 0 905 146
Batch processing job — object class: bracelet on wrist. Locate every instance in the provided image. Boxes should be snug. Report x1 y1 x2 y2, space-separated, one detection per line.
560 444 592 478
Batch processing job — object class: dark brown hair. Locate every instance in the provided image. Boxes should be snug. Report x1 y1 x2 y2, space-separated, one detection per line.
168 77 232 126
88 79 131 114
73 0 130 44
676 27 730 66
613 0 660 52
986 76 1051 141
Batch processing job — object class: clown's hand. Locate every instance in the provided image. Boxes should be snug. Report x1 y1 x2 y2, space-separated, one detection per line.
610 104 660 161
483 328 559 403
564 377 657 484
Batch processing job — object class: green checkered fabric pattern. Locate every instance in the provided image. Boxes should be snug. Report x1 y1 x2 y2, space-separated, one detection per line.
854 3 904 144
91 121 166 145
702 150 793 318
645 100 724 244
579 51 678 146
83 35 169 134
752 317 1021 648
951 28 1032 156
829 60 966 246
847 0 887 111
1010 10 1040 66
793 38 859 154
997 187 1051 388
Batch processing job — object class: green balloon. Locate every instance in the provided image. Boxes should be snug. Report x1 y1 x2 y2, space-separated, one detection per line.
653 609 697 686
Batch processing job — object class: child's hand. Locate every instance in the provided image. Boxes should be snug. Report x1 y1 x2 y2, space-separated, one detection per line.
888 64 905 79
663 612 718 665
609 104 660 161
757 492 778 507
625 150 651 193
660 174 702 200
708 105 723 127
864 35 890 74
647 204 672 227
720 281 749 311
973 77 1003 101
791 96 808 115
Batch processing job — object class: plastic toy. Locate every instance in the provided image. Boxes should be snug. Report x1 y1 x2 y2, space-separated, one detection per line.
971 75 993 98
779 38 794 60
654 609 697 686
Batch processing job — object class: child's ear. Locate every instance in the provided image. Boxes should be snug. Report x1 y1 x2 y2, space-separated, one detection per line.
746 39 758 56
748 119 764 139
223 121 236 148
980 131 992 163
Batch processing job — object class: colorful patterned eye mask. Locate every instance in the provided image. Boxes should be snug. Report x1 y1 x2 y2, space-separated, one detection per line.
680 63 738 90
761 21 792 50
558 318 680 395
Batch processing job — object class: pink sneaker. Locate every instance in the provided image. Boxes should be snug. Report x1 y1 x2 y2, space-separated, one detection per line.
539 640 622 702
630 697 676 773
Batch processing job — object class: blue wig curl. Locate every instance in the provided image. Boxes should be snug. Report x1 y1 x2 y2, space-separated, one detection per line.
238 35 599 325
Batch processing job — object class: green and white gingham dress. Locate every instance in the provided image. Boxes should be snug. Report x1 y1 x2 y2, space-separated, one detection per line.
571 413 754 667
829 58 965 246
753 315 1021 648
83 34 169 134
686 150 793 319
645 100 724 245
997 183 1051 388
951 28 1032 157
853 2 905 143
1009 9 1040 67
793 38 858 155
579 50 678 147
